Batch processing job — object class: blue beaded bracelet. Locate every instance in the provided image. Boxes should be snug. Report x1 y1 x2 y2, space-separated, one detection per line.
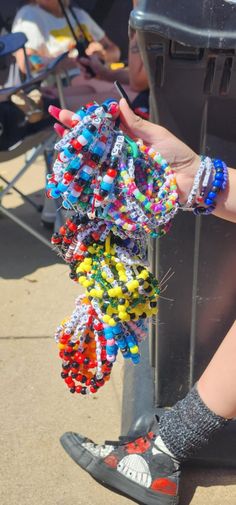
193 158 228 215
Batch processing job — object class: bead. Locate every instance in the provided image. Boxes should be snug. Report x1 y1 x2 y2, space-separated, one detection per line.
205 197 214 206
49 188 61 199
215 173 224 180
213 180 223 188
49 97 183 398
208 191 217 199
107 168 117 178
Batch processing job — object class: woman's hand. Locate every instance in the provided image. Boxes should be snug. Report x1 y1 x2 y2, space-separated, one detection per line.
119 99 200 203
85 41 106 60
79 55 111 81
54 99 200 204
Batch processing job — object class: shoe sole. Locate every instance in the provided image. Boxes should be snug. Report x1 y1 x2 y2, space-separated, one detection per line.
60 433 179 505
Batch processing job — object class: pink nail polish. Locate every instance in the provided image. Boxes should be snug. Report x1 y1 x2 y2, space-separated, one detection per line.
48 105 62 120
53 122 65 137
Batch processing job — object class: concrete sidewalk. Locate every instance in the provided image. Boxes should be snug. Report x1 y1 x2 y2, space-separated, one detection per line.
0 154 235 505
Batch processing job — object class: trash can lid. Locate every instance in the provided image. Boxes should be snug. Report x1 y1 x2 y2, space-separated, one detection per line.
130 0 236 49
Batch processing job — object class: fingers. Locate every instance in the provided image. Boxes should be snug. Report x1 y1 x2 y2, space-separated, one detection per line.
53 122 68 137
119 98 164 145
86 41 103 57
48 105 74 128
48 105 61 120
49 100 168 148
58 109 74 128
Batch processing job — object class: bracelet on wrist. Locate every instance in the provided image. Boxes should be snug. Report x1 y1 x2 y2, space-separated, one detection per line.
181 156 228 215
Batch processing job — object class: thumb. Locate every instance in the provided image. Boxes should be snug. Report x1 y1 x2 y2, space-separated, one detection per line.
119 98 164 145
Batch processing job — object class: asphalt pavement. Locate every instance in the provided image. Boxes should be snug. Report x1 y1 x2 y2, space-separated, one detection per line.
0 153 235 505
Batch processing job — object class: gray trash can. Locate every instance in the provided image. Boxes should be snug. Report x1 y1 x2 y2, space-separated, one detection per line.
122 0 236 467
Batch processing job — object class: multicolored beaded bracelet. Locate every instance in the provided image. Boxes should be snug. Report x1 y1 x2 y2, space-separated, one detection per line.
47 98 179 238
52 217 156 372
48 98 228 397
56 296 113 395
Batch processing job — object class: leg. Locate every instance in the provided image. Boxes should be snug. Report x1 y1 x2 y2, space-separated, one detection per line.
60 322 236 505
198 319 236 418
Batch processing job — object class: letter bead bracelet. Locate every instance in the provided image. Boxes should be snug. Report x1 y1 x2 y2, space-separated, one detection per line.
48 99 228 396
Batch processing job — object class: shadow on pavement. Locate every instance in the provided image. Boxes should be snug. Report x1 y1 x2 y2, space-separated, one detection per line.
0 189 63 279
180 467 236 504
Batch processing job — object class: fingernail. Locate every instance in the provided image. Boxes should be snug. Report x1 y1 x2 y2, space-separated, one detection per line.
48 105 62 120
71 112 80 120
53 122 65 137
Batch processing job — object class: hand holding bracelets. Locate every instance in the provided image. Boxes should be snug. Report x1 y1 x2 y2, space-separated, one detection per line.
48 99 228 396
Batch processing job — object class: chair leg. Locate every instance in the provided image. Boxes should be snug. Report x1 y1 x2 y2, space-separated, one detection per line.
0 143 45 199
0 204 52 249
0 133 55 199
42 142 65 231
0 175 43 211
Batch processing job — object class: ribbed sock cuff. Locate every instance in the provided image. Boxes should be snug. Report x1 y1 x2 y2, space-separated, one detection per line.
159 385 229 461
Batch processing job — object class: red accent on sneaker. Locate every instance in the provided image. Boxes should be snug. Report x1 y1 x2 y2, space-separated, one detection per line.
151 477 177 495
104 454 119 468
125 433 154 454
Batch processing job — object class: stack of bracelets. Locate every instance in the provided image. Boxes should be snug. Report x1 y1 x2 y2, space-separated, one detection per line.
182 155 228 214
47 98 228 395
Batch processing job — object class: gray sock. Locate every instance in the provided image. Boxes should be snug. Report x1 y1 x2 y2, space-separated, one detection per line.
159 385 229 461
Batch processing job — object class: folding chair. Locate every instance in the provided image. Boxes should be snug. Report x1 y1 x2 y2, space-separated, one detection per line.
0 32 68 247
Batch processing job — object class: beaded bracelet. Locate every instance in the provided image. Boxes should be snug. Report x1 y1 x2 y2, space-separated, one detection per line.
47 99 179 237
52 217 157 369
183 156 209 209
48 99 230 397
56 296 113 395
49 98 180 396
51 211 158 396
181 156 228 215
193 158 228 215
195 157 213 206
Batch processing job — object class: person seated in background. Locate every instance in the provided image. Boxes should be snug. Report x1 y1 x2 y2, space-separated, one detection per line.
12 0 149 115
11 0 124 109
12 0 120 73
77 22 150 118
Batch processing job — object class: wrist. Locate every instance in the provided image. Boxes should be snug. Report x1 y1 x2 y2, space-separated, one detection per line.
177 156 228 215
175 155 200 204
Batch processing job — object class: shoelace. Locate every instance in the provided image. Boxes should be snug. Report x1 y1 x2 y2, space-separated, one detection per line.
103 435 180 468
105 432 154 447
104 417 180 467
105 415 160 446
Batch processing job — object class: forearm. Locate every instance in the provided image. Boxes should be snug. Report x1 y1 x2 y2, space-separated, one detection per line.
14 48 27 74
128 60 148 91
101 66 129 84
176 157 236 223
15 47 52 74
198 320 236 418
128 35 149 92
212 167 236 223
